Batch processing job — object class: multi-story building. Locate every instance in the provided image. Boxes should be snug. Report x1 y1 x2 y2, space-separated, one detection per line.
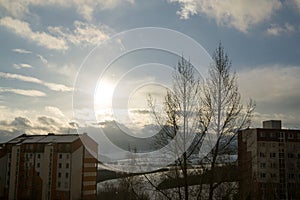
238 120 300 200
0 133 98 200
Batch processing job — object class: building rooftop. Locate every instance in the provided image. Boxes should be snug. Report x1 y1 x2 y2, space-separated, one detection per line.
6 133 80 144
262 120 282 129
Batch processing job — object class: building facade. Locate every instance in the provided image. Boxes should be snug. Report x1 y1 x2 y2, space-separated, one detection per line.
238 120 300 200
0 133 98 200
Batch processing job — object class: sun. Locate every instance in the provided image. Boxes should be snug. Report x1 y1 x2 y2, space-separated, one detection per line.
94 80 115 109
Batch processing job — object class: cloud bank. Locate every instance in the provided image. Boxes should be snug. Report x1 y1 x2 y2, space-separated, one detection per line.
0 0 135 21
0 17 68 50
0 17 111 50
0 71 73 92
0 88 46 97
169 0 282 32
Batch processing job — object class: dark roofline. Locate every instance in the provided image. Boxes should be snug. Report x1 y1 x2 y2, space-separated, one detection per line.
238 127 300 132
5 133 83 144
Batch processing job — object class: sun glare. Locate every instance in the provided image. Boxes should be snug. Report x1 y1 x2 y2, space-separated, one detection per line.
94 80 115 109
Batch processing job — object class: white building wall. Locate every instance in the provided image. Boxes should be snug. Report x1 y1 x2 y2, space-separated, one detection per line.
56 153 71 191
70 146 83 200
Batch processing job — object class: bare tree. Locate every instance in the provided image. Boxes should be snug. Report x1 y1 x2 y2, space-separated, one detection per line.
147 43 255 200
202 43 255 200
148 56 207 200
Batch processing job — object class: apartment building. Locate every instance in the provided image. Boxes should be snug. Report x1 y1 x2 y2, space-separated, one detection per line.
0 133 98 200
238 120 300 200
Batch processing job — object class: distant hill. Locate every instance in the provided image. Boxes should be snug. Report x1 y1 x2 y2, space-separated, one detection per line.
95 120 238 158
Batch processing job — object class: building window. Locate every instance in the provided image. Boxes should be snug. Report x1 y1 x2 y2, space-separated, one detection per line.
279 160 285 168
287 153 294 158
270 132 276 138
37 154 41 159
37 172 40 176
288 163 295 170
59 154 62 159
260 173 266 178
272 143 276 147
58 181 61 188
66 163 69 168
259 132 265 138
288 174 295 179
58 163 62 168
279 132 284 138
260 163 266 169
288 133 294 139
58 172 61 178
279 148 284 153
37 163 40 168
66 154 69 159
279 153 284 158
279 143 284 147
270 173 277 178
65 173 69 178
270 163 276 168
259 152 265 158
270 152 276 158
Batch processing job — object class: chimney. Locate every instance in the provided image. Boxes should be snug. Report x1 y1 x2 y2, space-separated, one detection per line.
262 120 282 129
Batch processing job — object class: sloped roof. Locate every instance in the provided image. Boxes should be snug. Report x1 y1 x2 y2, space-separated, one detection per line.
7 134 80 144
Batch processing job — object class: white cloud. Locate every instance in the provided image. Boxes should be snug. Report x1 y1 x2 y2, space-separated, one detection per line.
238 65 300 102
0 106 73 137
46 63 78 79
0 114 76 140
266 23 295 36
48 21 111 47
238 65 300 129
252 111 300 128
0 17 111 50
169 0 198 19
45 106 65 118
0 88 46 97
169 0 282 32
11 48 32 54
0 17 68 50
13 63 33 69
0 0 135 21
37 54 48 64
0 71 73 92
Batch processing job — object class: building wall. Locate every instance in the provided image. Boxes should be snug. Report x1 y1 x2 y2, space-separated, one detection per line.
238 127 300 200
42 144 54 200
238 129 257 199
8 145 20 200
0 153 7 199
0 134 98 200
82 149 97 200
70 146 83 200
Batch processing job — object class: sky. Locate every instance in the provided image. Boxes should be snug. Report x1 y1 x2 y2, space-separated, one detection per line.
1 0 300 147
